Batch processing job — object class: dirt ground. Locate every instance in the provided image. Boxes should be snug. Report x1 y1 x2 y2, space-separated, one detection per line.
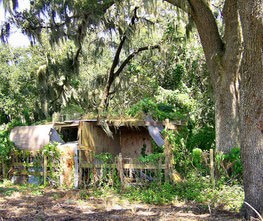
0 186 242 221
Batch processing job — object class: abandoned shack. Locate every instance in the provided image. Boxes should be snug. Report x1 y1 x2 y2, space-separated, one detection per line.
9 117 180 187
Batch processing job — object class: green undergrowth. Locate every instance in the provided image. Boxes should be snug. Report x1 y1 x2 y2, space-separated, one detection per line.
0 177 243 213
120 178 243 212
173 173 244 212
84 173 243 212
122 182 176 205
0 179 45 196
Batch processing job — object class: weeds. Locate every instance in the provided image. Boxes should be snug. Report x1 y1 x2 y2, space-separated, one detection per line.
174 172 244 212
123 182 176 205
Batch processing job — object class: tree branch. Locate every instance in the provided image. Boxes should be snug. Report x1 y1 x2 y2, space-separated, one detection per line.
73 45 82 66
109 7 139 75
109 35 127 75
165 0 224 73
114 45 160 78
187 0 224 75
98 7 159 114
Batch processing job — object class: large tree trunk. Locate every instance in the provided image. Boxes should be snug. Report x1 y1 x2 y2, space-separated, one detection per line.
165 1 242 152
214 68 240 152
187 0 241 152
239 0 263 218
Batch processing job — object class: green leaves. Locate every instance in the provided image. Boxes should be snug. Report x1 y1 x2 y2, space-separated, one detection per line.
0 123 17 161
215 148 242 183
0 45 36 123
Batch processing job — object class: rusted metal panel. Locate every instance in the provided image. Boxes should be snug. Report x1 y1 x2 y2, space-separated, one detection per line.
57 142 78 187
10 125 54 151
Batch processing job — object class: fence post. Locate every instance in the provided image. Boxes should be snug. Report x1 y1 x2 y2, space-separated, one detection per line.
79 149 82 187
164 119 173 183
129 158 133 178
210 149 215 188
43 155 47 186
158 157 162 184
117 153 124 187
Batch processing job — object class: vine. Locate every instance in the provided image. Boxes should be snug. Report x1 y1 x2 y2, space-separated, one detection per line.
41 142 61 186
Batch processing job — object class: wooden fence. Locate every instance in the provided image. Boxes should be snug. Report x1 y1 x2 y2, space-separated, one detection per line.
78 152 166 187
78 149 217 188
9 151 52 185
4 147 215 187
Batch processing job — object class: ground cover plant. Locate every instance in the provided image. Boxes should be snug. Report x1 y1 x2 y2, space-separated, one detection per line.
0 180 243 221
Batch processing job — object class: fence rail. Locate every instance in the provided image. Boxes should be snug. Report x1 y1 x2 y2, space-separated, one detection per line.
78 153 166 187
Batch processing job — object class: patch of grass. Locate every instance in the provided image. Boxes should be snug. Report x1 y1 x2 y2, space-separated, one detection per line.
0 186 19 196
123 182 176 205
203 185 244 212
174 173 212 202
0 181 46 197
1 179 13 187
0 172 243 213
31 189 44 196
0 180 20 196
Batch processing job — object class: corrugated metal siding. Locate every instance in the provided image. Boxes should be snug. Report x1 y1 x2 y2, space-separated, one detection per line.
10 125 53 151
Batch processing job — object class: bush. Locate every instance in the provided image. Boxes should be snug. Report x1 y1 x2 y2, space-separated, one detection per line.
187 125 215 151
215 148 243 184
174 172 244 212
41 143 61 186
127 98 186 121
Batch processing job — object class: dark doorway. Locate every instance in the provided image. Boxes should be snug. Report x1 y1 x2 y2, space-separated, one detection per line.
60 126 78 142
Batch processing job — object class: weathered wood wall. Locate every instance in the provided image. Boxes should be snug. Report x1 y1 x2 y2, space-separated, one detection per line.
80 121 121 157
120 127 152 158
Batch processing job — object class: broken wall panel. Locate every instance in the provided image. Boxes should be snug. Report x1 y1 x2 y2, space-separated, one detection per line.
57 142 78 188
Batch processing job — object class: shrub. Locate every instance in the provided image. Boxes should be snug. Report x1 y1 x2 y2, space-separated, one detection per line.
41 143 61 186
215 147 243 184
123 182 176 205
174 172 244 212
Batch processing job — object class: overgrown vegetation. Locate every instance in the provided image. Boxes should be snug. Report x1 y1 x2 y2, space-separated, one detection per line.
0 0 248 216
41 143 61 186
82 147 244 212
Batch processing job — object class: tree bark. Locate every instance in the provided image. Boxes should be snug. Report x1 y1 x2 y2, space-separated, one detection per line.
214 67 240 152
187 0 241 152
165 0 242 152
238 0 263 218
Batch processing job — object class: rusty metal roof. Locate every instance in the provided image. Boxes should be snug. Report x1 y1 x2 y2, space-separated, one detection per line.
10 125 63 151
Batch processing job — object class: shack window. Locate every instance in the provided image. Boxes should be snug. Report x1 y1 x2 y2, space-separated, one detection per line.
60 126 78 142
